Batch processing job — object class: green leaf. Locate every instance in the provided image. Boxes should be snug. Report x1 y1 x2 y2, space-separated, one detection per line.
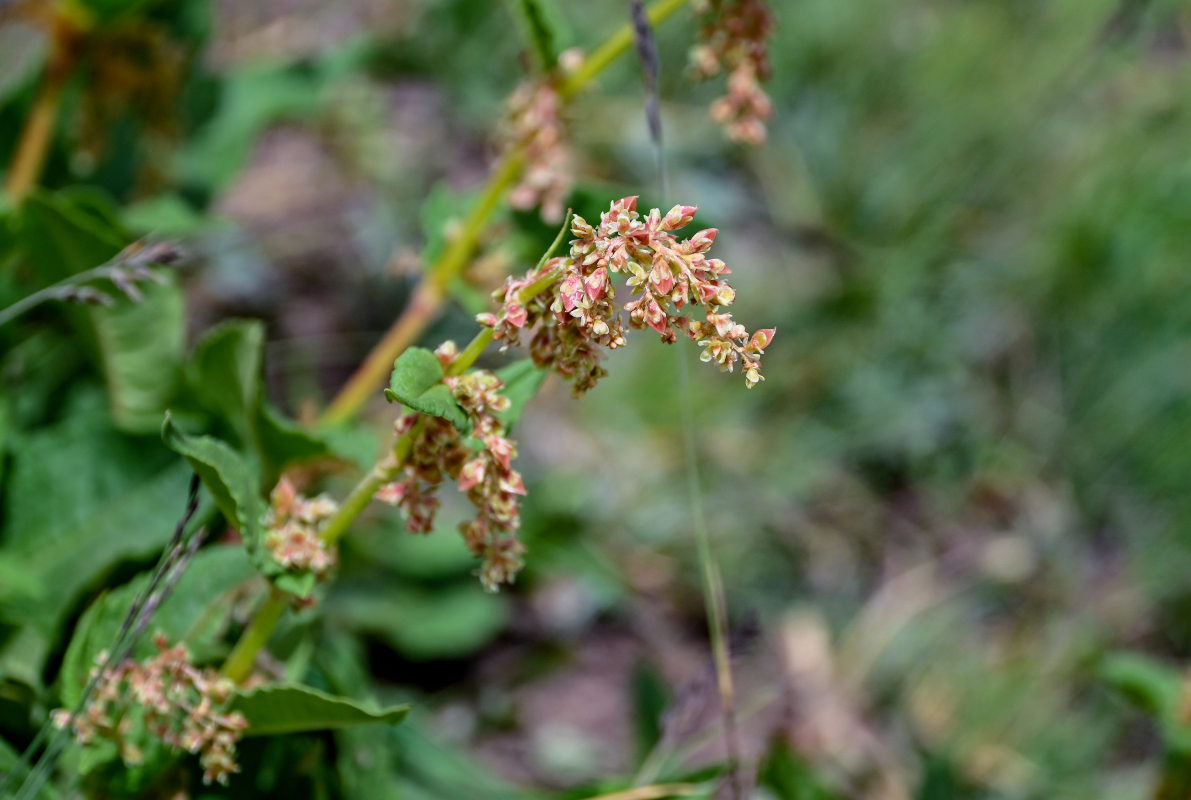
258 401 334 475
161 413 262 533
185 319 264 447
15 190 185 433
0 391 190 633
385 347 470 432
494 359 546 432
16 190 124 283
162 415 327 598
328 583 509 660
231 685 408 736
90 275 185 433
353 522 479 580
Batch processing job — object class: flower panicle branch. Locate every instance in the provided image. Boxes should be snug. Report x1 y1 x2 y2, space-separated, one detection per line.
478 196 775 394
54 633 247 786
264 478 339 577
377 343 528 592
501 49 585 223
689 0 775 144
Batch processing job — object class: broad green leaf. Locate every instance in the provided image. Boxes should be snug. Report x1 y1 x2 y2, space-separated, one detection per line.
184 320 264 447
0 391 190 632
15 190 184 433
162 413 262 533
327 584 509 660
494 358 546 432
59 545 258 707
230 684 408 736
182 320 332 483
90 275 185 433
121 193 211 237
352 522 478 580
16 190 124 283
258 401 334 478
385 347 470 432
161 415 324 598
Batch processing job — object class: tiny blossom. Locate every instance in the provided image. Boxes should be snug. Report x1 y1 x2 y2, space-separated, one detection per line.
478 197 774 393
500 53 583 222
377 349 528 591
689 0 774 144
53 633 248 785
262 478 338 576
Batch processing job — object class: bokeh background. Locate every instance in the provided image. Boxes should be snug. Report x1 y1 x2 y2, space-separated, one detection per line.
4 0 1191 798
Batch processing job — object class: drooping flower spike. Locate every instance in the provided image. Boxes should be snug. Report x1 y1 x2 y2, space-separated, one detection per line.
53 634 248 785
377 344 529 591
689 0 775 144
478 196 775 395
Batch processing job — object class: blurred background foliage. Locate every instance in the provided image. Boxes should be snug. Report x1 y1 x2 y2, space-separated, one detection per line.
4 0 1191 797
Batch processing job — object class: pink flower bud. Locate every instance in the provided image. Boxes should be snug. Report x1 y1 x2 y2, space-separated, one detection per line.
485 435 516 470
434 340 459 365
646 298 669 334
506 303 528 328
585 267 609 301
375 482 407 505
748 328 776 352
458 458 487 491
662 204 698 230
688 228 717 252
571 217 594 238
651 262 675 294
559 275 584 311
499 470 527 496
476 312 498 328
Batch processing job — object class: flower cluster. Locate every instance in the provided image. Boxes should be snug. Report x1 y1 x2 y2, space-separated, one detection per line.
377 345 528 591
479 197 775 393
53 633 248 785
263 478 338 576
502 78 572 223
689 0 775 144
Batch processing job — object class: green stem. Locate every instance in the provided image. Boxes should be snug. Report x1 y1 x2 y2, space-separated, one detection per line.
676 349 743 799
448 330 495 378
319 153 524 426
320 431 417 547
445 213 571 378
221 588 288 684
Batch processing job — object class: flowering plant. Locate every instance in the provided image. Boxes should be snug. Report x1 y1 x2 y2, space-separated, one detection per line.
0 1 775 797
